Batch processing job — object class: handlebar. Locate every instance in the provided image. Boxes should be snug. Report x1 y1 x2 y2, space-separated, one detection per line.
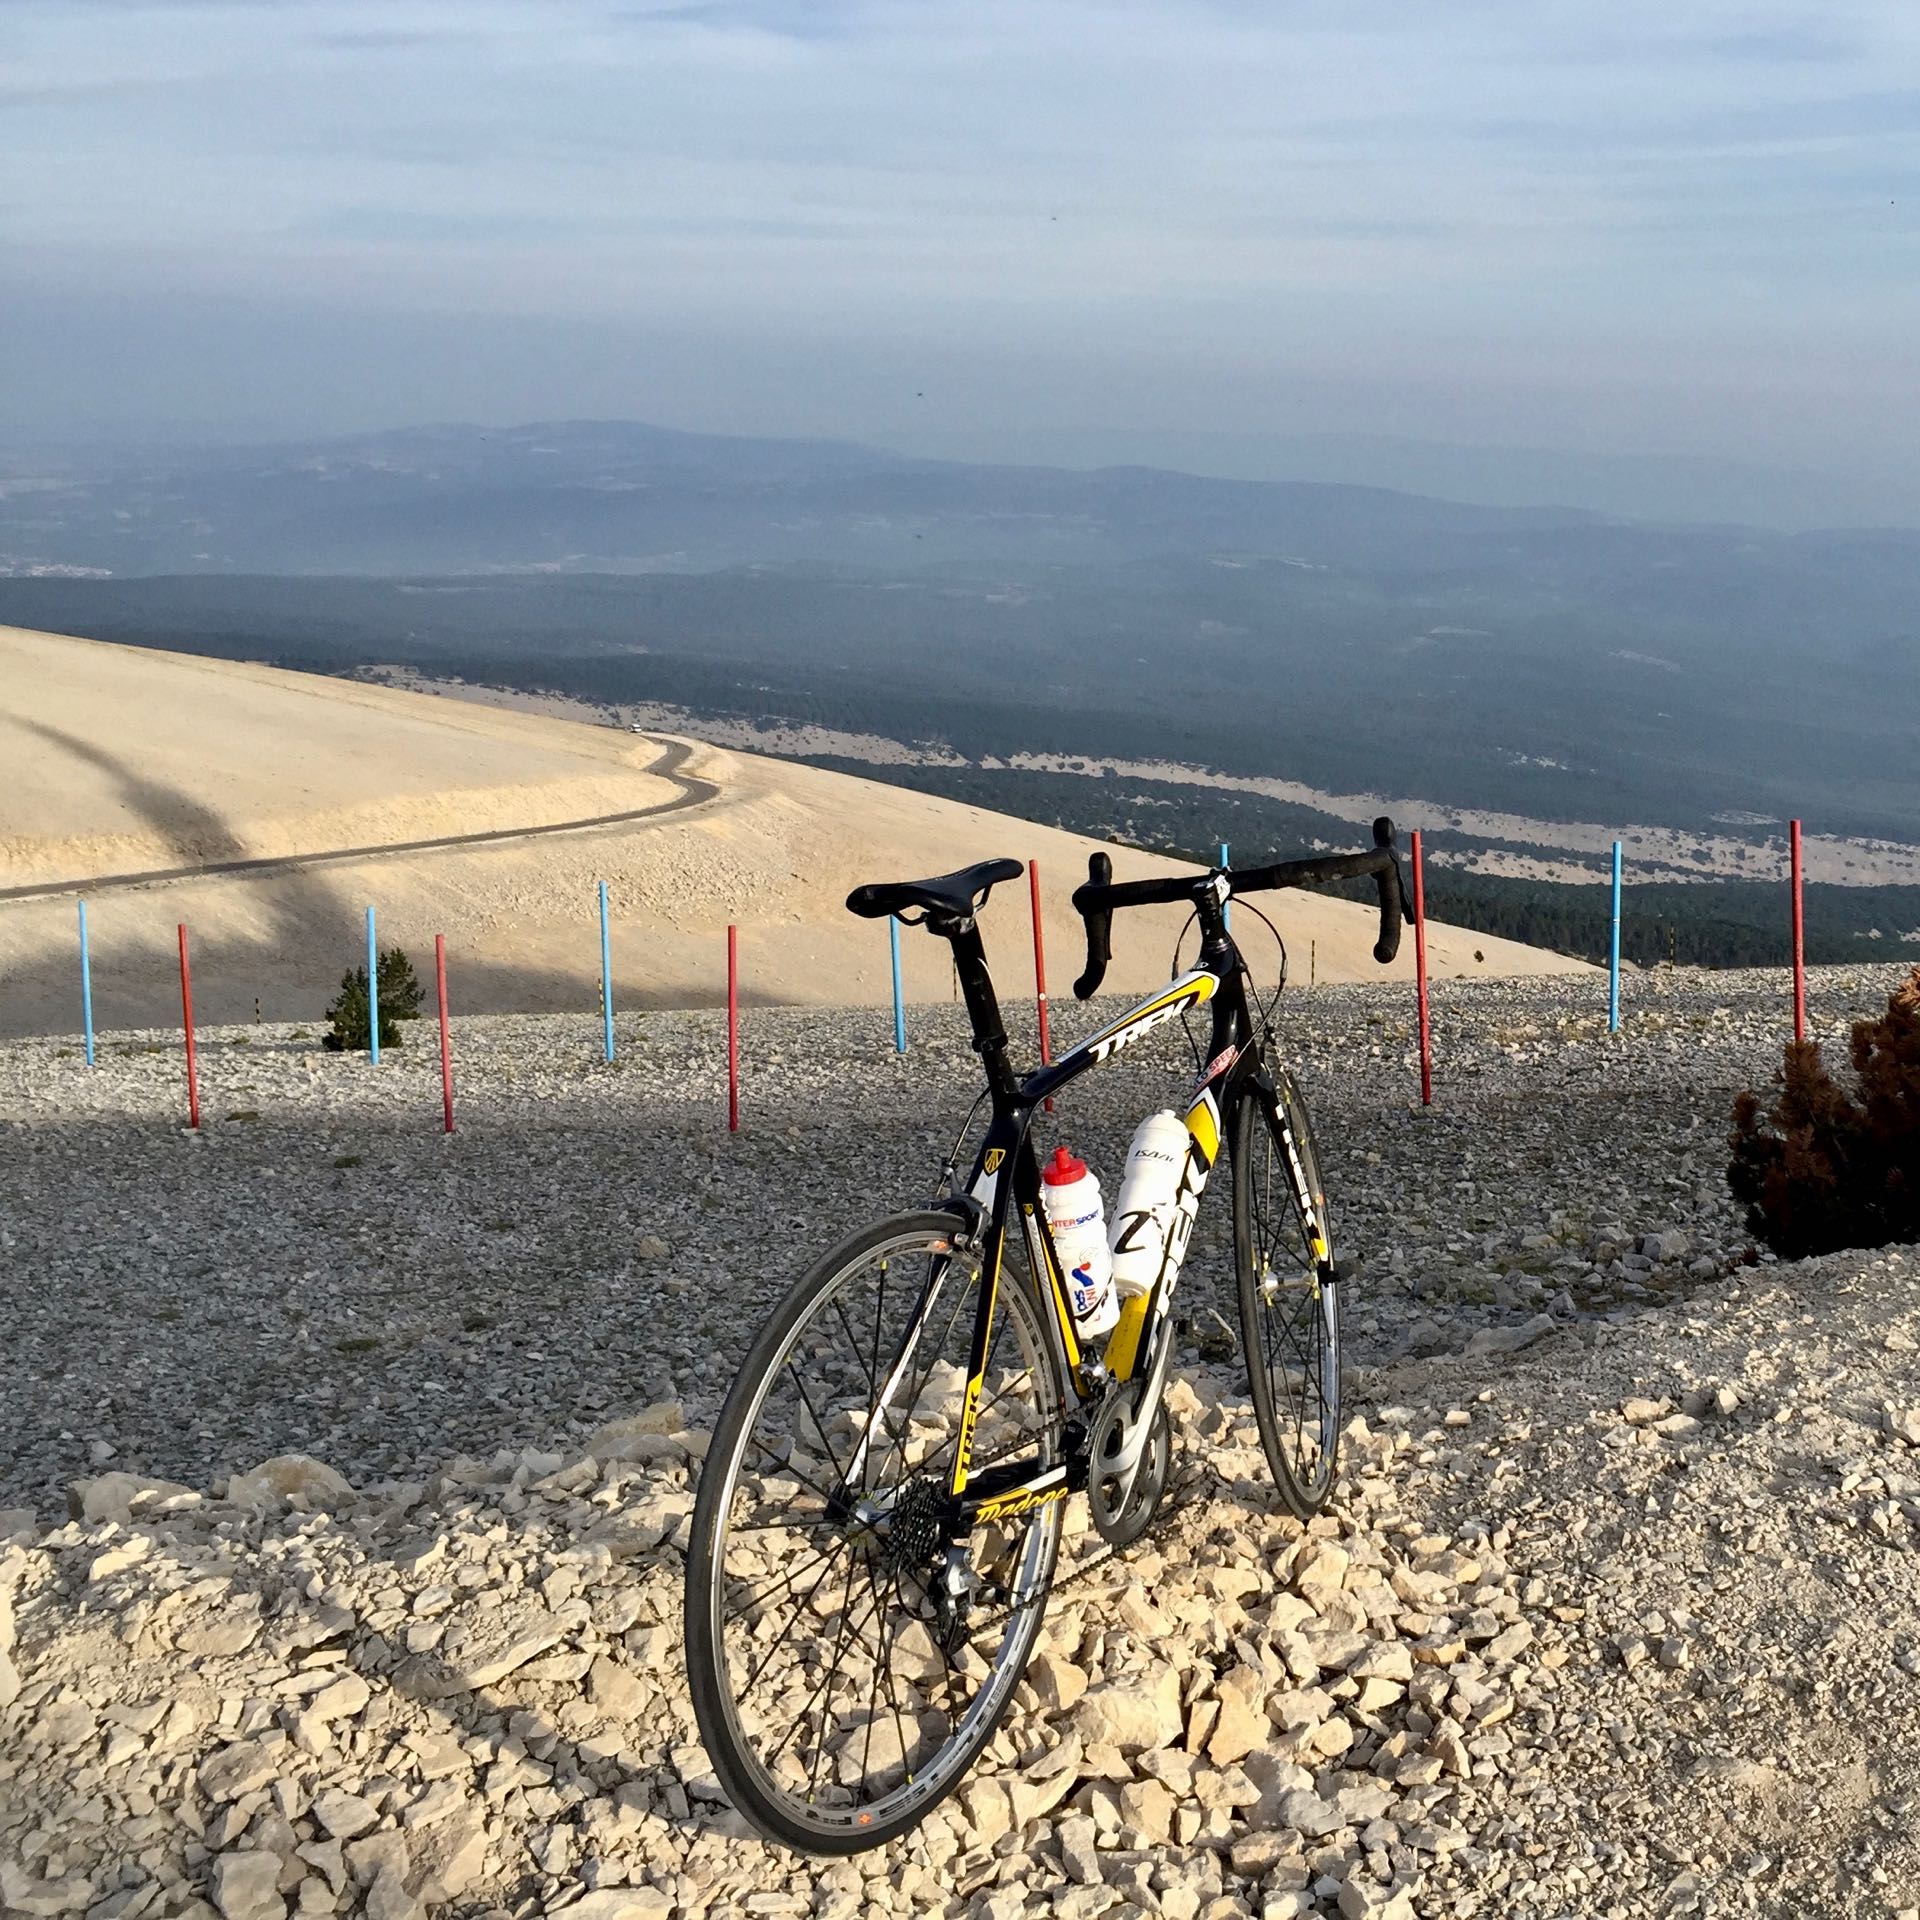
1070 817 1412 1000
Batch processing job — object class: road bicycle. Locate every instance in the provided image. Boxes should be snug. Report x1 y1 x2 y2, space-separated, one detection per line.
684 824 1411 1852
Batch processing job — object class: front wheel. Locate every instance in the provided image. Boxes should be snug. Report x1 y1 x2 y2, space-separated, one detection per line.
1232 1068 1342 1517
684 1211 1067 1853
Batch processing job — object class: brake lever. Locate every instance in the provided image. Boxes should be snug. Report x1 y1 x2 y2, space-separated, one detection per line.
1073 851 1114 1000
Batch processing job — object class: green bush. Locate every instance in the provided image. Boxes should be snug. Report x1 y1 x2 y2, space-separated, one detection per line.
1729 965 1920 1257
323 946 425 1053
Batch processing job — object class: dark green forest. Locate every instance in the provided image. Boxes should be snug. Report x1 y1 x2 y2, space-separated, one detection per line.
827 761 1920 970
4 564 1916 971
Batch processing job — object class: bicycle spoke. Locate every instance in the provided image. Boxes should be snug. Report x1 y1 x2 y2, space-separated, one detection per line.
745 1432 842 1510
736 1538 854 1700
786 1364 853 1489
1237 1078 1340 1514
861 1561 918 1802
769 1546 871 1780
694 1217 1066 1844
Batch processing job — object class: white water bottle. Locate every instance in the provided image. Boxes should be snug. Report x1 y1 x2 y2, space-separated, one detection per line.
1108 1110 1189 1297
1040 1146 1119 1342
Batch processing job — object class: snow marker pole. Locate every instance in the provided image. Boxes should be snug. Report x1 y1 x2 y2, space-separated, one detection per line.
889 915 906 1054
177 924 200 1129
436 934 454 1134
79 898 96 1067
599 880 616 1064
1608 840 1623 1033
1790 819 1806 1043
727 924 740 1133
1029 859 1055 1113
366 905 380 1065
1411 831 1432 1107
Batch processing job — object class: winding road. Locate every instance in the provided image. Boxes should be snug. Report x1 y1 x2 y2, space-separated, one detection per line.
0 735 720 905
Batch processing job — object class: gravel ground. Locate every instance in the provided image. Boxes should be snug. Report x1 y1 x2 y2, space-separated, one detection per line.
3 962 1919 1920
0 963 1899 1515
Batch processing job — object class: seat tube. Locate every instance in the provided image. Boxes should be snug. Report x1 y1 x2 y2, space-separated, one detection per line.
947 920 1019 1099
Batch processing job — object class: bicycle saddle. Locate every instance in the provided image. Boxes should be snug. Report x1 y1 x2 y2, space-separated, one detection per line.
846 857 1024 924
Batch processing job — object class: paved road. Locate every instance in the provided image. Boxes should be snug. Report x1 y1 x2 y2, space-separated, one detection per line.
0 735 720 904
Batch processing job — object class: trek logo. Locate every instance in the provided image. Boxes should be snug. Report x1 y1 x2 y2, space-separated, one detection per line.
982 1149 1005 1173
1079 973 1217 1066
1084 999 1187 1064
952 1382 982 1491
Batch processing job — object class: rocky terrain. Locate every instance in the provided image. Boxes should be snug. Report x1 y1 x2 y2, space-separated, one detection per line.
3 964 1919 1920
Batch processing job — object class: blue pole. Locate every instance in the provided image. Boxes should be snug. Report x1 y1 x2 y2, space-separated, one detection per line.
889 916 906 1054
78 898 96 1067
599 880 616 1063
1608 841 1622 1032
366 905 380 1064
1218 840 1231 930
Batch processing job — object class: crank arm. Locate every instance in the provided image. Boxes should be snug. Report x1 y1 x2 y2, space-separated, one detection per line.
1107 1322 1177 1506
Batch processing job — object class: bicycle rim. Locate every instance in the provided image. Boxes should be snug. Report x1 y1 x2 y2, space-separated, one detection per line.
685 1214 1065 1853
1232 1073 1342 1517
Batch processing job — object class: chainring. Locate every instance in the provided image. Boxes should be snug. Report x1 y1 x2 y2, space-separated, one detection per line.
1087 1386 1173 1547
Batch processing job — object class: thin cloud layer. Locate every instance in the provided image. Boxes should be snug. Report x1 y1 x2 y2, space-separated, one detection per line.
3 0 1917 500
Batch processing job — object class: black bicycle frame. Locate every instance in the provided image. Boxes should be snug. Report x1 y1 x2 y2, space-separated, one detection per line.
923 881 1329 1528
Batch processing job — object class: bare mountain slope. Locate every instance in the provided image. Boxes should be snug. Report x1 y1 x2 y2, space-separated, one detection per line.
0 626 1588 1037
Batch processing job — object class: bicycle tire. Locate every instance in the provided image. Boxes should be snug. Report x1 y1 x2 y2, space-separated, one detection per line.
684 1210 1067 1853
1231 1067 1342 1517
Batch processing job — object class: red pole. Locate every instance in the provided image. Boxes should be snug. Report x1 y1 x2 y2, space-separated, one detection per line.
1028 861 1052 1066
1029 860 1055 1113
1410 831 1432 1107
436 933 454 1134
727 924 740 1133
177 923 201 1130
1790 818 1806 1043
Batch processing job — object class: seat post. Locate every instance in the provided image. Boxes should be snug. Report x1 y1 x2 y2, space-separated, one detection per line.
941 917 1019 1097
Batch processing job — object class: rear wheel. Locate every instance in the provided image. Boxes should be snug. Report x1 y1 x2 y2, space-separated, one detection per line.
684 1212 1066 1853
1231 1068 1342 1517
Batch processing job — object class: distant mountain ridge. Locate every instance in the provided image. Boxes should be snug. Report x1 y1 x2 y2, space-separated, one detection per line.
3 419 1917 850
6 417 1648 580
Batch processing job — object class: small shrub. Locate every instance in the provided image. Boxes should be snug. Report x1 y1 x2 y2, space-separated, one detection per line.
1729 965 1920 1257
323 946 425 1052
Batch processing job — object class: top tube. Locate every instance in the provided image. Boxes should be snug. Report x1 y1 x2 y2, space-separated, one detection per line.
1024 965 1226 1107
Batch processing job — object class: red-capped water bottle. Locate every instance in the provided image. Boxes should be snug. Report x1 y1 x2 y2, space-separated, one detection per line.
1040 1145 1119 1342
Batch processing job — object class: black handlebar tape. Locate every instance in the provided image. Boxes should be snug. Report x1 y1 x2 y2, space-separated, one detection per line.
1072 851 1114 1000
1373 861 1402 965
1370 816 1402 964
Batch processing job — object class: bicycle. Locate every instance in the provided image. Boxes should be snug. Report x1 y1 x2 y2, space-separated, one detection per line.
683 822 1411 1853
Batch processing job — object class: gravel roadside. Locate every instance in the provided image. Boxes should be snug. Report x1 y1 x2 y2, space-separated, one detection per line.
3 963 1917 1919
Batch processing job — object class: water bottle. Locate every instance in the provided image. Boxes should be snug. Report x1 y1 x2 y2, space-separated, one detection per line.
1108 1110 1189 1297
1040 1146 1119 1342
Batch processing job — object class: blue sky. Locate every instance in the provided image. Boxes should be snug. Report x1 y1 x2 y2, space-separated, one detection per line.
3 0 1918 514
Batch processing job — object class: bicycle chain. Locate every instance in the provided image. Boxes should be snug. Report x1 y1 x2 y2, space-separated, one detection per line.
957 1442 1213 1642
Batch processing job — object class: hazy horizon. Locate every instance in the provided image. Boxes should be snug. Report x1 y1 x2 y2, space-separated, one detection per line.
6 1 1919 527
